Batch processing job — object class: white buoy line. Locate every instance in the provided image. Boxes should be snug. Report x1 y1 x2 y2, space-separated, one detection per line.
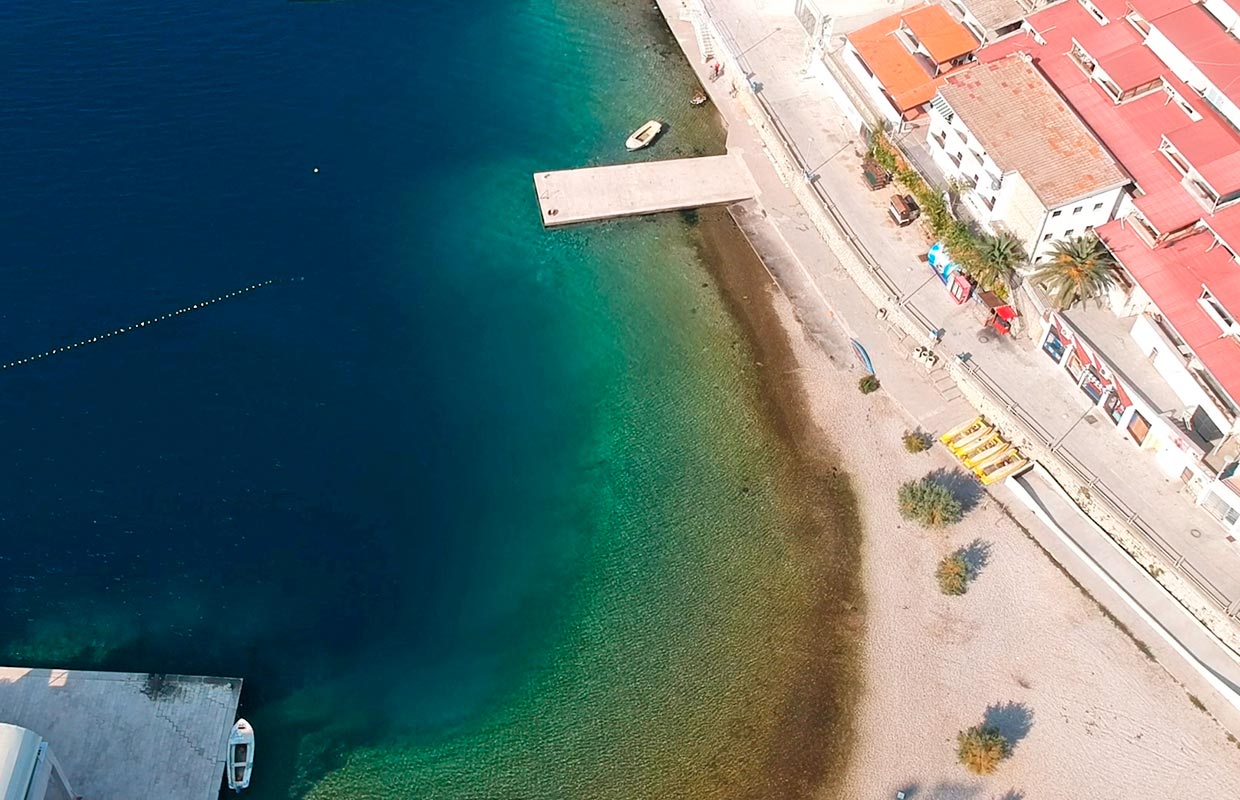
1 277 302 372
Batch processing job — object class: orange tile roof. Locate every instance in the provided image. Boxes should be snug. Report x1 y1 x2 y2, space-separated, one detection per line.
903 4 980 64
939 55 1128 207
847 4 979 114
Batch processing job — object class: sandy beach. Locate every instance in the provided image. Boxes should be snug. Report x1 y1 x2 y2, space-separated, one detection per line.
690 207 1240 799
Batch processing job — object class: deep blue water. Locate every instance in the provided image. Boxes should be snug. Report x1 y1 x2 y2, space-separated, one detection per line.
0 0 746 796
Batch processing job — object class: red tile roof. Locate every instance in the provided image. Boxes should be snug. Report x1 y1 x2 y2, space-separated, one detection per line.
1128 0 1191 19
1152 4 1240 108
980 0 1240 401
1164 120 1240 194
847 4 979 114
1101 221 1240 396
1091 42 1163 91
939 55 1127 207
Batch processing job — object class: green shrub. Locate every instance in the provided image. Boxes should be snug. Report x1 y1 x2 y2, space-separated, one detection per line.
898 477 964 528
956 725 1011 774
868 131 1009 294
902 431 931 453
858 374 881 394
936 552 971 595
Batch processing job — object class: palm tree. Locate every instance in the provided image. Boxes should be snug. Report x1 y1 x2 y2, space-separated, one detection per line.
973 231 1025 292
1031 233 1118 309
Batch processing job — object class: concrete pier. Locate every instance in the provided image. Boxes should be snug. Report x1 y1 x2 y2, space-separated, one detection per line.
0 666 242 800
533 154 755 227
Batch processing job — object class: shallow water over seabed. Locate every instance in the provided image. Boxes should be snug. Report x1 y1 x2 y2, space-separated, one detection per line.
0 1 858 797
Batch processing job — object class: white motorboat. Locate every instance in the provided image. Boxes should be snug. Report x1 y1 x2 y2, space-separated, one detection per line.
226 719 254 792
625 120 663 151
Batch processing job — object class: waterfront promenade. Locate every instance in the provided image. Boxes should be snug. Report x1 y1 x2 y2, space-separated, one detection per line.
650 0 1240 732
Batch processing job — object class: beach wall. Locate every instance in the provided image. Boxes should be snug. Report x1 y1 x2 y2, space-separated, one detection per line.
1007 466 1240 714
949 357 1240 655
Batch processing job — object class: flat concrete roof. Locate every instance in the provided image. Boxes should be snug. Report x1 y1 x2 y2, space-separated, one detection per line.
959 0 1035 32
533 154 755 227
0 667 241 800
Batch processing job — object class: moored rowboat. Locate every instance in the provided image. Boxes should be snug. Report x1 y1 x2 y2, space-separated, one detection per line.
227 719 254 792
625 120 663 151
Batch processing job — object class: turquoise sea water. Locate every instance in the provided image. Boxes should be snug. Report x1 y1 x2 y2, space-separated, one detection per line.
0 1 858 797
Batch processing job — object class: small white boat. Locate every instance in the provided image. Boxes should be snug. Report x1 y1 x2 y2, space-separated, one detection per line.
226 719 254 792
625 120 663 151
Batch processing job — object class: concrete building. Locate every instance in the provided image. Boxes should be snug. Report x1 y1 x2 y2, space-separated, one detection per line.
1039 312 1215 488
941 0 1047 42
926 54 1129 262
843 4 979 124
981 0 1240 531
0 667 241 800
0 724 75 800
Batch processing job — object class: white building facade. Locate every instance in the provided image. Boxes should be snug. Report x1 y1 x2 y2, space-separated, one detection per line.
925 57 1129 262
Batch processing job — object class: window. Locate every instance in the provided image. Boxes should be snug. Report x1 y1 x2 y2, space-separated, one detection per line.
1079 0 1109 24
1086 224 1095 232
1159 139 1191 176
1065 229 1075 236
1052 209 1063 217
1098 76 1123 103
996 20 1023 37
1189 177 1219 204
1069 41 1098 76
1126 10 1150 35
1042 233 1053 241
1202 490 1240 526
1074 206 1083 214
1199 287 1238 332
1093 202 1104 210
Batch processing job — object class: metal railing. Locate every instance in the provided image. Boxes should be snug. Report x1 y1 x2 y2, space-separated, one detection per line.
958 358 1240 624
702 8 946 342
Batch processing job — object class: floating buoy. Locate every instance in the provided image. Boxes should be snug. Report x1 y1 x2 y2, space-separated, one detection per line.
0 278 289 371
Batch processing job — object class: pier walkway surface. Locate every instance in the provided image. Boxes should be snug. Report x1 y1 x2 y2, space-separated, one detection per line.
533 154 754 227
0 667 241 800
649 0 1240 732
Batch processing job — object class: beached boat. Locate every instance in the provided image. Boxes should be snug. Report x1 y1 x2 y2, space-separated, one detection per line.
227 719 254 792
625 120 663 151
